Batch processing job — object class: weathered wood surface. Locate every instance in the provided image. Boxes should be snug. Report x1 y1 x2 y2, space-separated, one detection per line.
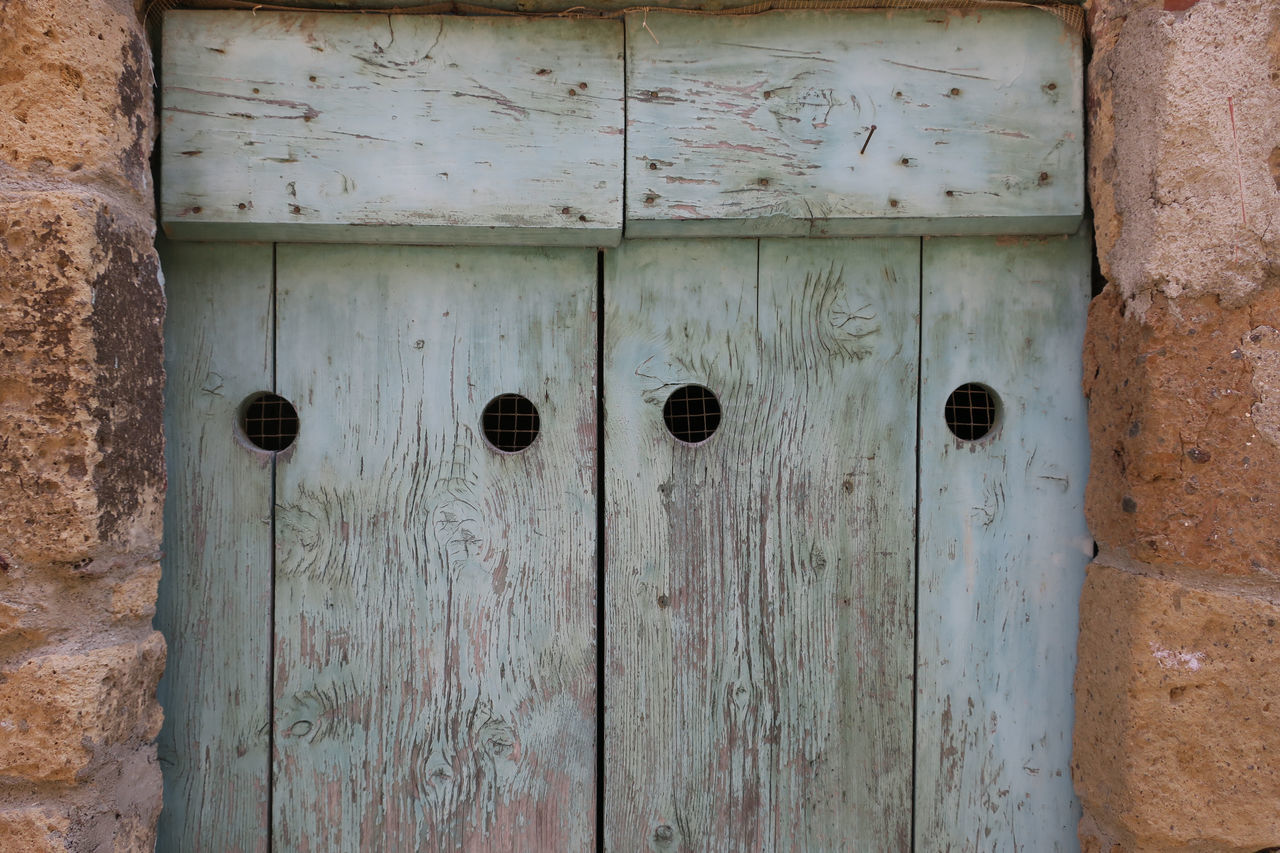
161 11 624 246
625 9 1083 238
155 240 274 852
915 231 1091 850
604 237 918 849
272 245 598 849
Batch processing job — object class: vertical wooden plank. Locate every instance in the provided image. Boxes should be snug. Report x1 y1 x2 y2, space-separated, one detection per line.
604 237 918 849
916 230 1092 850
155 240 274 852
272 245 597 850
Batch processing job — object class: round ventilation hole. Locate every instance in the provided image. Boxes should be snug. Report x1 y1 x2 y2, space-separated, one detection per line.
481 394 541 453
944 382 999 441
663 384 721 444
240 392 299 451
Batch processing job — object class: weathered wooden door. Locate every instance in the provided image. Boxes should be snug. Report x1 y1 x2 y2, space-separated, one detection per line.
156 7 1091 850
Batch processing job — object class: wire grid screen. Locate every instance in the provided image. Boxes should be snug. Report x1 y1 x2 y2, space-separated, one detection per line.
663 384 722 444
243 392 300 451
944 382 998 441
482 394 541 452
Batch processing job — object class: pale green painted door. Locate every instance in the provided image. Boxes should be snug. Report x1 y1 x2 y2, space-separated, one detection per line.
156 231 1090 851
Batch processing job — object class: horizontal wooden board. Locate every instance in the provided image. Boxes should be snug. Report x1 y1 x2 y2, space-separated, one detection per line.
915 229 1091 849
625 9 1083 238
161 11 624 245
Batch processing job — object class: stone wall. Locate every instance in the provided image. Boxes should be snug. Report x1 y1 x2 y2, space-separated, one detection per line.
1075 0 1280 850
0 0 166 849
1 0 1278 849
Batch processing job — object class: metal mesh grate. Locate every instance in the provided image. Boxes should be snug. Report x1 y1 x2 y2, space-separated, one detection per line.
944 382 998 441
241 392 299 451
482 394 541 452
663 384 721 444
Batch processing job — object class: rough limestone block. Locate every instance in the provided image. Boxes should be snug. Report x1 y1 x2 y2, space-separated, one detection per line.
0 634 164 783
0 807 69 853
1088 0 1280 313
1084 287 1280 579
0 190 163 571
0 0 153 189
107 561 161 621
1073 563 1280 851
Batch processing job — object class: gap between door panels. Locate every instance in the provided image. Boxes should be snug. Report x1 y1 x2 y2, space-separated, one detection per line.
267 242 278 853
595 248 607 852
911 235 924 853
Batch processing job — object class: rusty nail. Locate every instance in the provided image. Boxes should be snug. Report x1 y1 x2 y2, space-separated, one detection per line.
859 124 877 155
950 87 961 96
561 207 571 215
578 82 588 89
888 198 899 208
645 195 657 205
648 162 659 170
568 88 577 96
758 177 769 187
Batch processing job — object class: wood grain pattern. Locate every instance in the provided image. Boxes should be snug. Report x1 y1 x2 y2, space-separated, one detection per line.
155 240 274 852
625 9 1083 238
603 237 918 849
915 230 1092 850
272 244 597 850
161 11 624 246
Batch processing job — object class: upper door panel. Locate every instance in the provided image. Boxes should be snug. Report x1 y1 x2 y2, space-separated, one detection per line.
160 8 1081 246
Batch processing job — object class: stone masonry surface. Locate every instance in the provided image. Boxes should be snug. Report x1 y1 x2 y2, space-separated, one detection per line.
1077 0 1280 849
0 0 165 849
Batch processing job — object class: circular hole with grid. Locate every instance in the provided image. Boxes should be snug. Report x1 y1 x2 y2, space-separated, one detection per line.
663 384 722 445
240 392 299 451
944 382 1000 441
481 394 541 453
